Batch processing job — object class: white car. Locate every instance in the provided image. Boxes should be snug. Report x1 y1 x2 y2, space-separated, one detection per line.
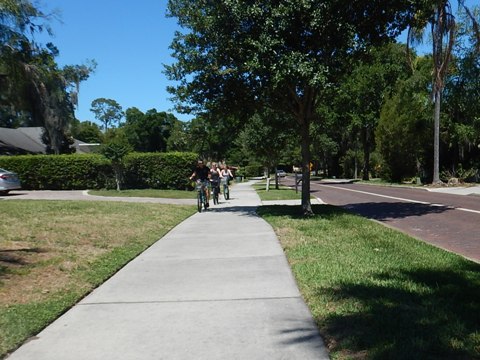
0 168 22 195
276 170 287 177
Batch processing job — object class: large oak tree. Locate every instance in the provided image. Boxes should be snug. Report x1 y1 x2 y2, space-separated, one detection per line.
1 0 95 153
165 0 426 214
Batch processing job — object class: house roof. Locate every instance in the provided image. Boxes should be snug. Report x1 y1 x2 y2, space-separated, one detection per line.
0 127 92 155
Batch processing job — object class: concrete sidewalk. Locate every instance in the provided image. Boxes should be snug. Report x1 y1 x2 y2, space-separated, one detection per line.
7 181 329 360
425 185 480 196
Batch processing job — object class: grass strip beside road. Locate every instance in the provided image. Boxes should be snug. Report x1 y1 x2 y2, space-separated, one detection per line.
257 204 480 359
0 200 195 358
88 189 197 199
253 181 302 201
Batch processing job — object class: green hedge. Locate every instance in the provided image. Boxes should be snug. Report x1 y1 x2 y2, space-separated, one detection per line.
124 152 197 190
0 152 198 190
243 164 263 178
0 154 113 190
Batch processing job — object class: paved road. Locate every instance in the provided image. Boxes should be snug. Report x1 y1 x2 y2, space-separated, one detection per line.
306 181 480 263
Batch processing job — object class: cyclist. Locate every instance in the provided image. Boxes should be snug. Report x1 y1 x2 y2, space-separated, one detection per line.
210 162 221 203
220 164 233 199
190 160 210 208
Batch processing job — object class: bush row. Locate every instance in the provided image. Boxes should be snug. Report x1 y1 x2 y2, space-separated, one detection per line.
243 164 263 178
0 152 198 190
123 152 198 190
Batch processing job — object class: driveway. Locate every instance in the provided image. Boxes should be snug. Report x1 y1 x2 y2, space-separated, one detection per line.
1 190 196 205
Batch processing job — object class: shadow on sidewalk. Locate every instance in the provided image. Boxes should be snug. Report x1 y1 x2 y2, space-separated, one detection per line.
206 205 259 216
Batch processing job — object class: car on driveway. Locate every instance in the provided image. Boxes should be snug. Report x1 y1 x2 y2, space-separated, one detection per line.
0 168 21 194
276 170 287 177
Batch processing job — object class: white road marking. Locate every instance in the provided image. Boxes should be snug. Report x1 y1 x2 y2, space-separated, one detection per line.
320 185 480 215
457 207 480 214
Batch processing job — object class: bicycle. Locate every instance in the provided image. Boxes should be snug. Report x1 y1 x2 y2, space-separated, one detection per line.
211 179 220 205
195 180 208 212
221 177 230 200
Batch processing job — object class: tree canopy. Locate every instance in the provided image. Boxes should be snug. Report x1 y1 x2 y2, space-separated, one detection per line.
90 98 124 131
166 0 427 214
1 0 95 153
123 107 181 152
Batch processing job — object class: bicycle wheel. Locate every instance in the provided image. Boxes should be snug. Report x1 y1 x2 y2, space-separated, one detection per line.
224 184 229 200
197 191 202 212
203 189 209 210
213 186 219 205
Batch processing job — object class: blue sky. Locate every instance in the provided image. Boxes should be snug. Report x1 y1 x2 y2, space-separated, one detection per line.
36 1 478 126
37 0 190 123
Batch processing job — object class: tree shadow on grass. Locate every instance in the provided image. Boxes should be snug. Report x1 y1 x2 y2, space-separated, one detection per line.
257 201 452 221
317 264 480 360
0 248 46 277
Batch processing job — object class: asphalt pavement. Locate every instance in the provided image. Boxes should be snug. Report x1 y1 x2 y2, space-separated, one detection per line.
6 181 329 360
316 179 480 196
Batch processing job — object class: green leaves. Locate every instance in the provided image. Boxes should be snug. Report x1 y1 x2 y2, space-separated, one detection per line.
0 0 49 49
100 132 132 164
90 98 124 131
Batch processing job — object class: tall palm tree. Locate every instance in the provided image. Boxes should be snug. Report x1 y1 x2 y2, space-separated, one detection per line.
408 1 479 184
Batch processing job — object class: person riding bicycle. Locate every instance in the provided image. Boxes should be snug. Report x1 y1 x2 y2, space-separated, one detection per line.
210 163 221 197
190 160 210 208
220 164 233 199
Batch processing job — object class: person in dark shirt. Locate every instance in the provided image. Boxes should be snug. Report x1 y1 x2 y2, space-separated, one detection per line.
190 160 211 207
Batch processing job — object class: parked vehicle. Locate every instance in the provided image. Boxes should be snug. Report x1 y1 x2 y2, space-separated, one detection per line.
0 168 21 194
276 170 287 177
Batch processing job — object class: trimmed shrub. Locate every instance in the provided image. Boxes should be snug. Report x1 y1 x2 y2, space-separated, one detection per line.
124 152 198 190
243 164 263 178
0 154 113 190
0 152 198 190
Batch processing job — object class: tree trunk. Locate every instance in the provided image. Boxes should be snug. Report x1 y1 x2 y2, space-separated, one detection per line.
299 118 313 216
113 163 123 191
362 127 370 181
354 154 358 179
433 88 441 184
290 85 315 216
24 63 69 154
430 3 453 185
275 166 279 190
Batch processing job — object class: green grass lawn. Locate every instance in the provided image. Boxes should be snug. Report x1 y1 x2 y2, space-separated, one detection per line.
257 204 480 359
0 200 195 357
88 188 196 199
253 181 303 201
